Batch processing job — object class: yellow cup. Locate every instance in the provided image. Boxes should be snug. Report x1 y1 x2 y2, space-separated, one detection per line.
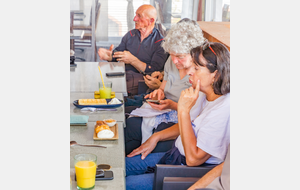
74 154 97 190
111 92 115 99
94 91 100 99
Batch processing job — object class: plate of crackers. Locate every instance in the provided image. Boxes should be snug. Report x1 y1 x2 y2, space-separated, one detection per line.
73 98 123 109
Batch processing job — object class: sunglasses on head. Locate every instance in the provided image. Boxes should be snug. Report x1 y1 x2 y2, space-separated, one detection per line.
202 40 216 55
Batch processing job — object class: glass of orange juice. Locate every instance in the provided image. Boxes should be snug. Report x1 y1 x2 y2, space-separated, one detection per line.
99 81 112 99
74 154 97 190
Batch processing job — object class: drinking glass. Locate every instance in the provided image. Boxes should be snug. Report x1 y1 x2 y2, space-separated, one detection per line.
74 154 97 190
99 81 112 99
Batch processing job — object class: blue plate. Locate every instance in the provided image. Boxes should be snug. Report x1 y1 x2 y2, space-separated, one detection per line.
73 99 123 109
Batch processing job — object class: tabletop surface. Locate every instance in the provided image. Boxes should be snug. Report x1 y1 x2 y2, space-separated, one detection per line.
70 92 125 124
70 61 127 190
70 167 125 190
70 121 125 168
70 121 125 190
70 62 127 96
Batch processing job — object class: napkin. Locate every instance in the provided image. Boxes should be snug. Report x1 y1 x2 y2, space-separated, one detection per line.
70 115 89 125
130 103 171 118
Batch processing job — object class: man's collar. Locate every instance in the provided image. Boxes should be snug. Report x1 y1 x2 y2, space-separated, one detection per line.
135 27 156 37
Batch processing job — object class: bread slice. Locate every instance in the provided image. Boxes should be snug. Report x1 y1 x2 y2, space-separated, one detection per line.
95 124 110 134
78 99 107 105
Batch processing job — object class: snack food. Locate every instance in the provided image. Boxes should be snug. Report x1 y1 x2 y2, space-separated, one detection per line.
95 121 114 138
94 91 100 99
78 99 107 105
103 119 116 127
95 124 110 134
108 98 121 105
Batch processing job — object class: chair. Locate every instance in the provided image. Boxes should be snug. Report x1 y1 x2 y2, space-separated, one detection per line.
153 164 218 190
73 1 101 61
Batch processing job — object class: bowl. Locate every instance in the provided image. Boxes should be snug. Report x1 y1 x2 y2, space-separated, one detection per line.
103 119 116 127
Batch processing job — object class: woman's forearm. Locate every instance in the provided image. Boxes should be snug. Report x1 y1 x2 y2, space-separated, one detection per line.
154 123 180 142
187 163 224 190
178 111 210 166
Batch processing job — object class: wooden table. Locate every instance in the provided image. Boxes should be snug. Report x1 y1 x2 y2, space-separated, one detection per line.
197 21 230 51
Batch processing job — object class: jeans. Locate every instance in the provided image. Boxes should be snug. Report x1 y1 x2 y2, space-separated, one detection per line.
126 153 165 190
125 117 176 155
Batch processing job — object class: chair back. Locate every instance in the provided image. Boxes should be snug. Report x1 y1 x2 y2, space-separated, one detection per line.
153 164 217 190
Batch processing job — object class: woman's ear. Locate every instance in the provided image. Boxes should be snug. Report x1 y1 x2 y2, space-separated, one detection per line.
212 70 218 81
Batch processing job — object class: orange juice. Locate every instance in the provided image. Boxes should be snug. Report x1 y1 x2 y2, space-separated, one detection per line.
75 161 97 189
99 87 112 99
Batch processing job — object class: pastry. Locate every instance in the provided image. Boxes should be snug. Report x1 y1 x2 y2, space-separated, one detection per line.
95 121 114 138
78 99 107 105
95 124 110 134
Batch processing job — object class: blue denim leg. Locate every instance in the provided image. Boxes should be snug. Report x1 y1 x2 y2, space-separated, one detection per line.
126 173 155 190
126 153 165 176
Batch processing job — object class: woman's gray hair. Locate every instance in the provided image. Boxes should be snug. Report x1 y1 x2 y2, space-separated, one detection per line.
161 18 206 54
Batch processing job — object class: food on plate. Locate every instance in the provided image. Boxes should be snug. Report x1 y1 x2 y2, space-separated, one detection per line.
103 119 116 127
78 99 107 105
95 124 110 134
111 92 115 99
97 129 114 138
108 98 122 105
96 120 105 125
94 91 100 99
95 121 114 138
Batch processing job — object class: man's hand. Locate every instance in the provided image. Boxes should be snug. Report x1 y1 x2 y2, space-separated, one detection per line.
98 44 114 61
127 134 159 160
113 50 137 64
144 75 161 90
151 71 163 81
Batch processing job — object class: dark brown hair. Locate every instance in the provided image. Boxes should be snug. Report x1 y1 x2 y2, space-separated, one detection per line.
190 42 230 95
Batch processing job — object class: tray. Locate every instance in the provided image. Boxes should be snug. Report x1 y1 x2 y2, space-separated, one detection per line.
73 99 123 109
93 123 119 140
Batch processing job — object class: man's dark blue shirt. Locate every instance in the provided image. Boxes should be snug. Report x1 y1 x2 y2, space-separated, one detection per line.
112 27 169 74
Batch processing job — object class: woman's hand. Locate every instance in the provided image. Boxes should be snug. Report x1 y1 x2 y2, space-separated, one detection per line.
178 80 200 114
127 133 159 160
144 88 165 100
148 99 177 110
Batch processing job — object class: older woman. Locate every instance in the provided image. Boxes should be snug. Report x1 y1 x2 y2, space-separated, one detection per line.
125 42 230 190
125 18 206 155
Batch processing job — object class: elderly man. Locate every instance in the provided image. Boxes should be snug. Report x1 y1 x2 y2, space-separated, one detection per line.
98 4 169 95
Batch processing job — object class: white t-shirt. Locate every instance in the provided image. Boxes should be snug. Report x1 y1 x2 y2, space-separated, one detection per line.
175 93 230 164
